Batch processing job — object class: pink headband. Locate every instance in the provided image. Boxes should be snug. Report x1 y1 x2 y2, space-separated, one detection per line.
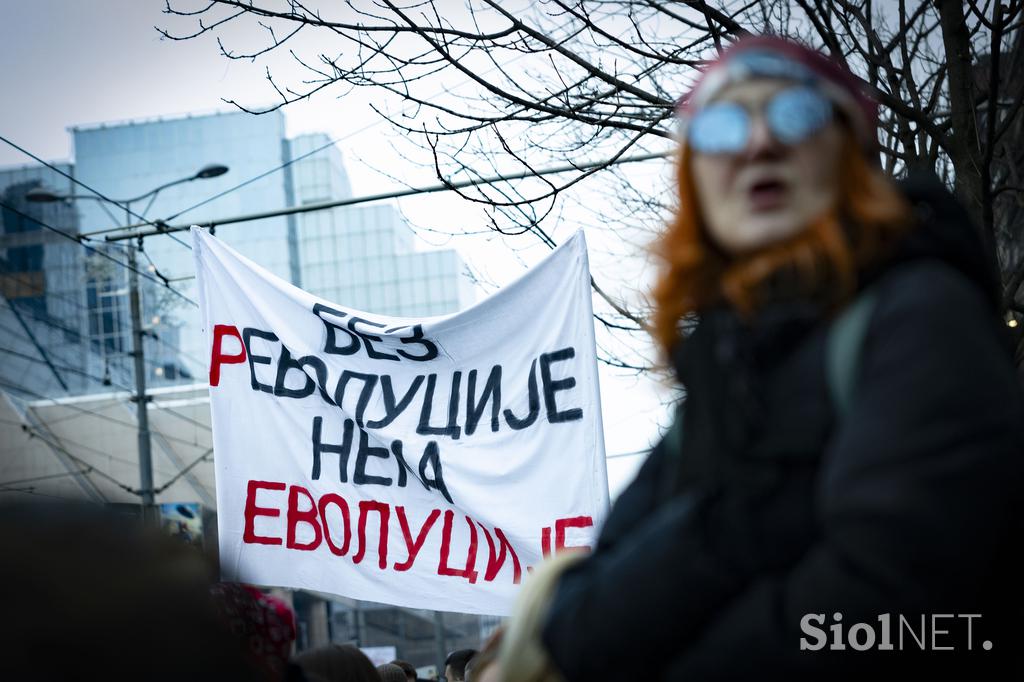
677 36 878 151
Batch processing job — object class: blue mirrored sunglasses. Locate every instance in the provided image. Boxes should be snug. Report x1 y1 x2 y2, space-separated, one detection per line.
687 86 833 154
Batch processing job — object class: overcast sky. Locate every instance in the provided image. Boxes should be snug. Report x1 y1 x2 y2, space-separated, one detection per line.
1 2 385 169
1 0 671 495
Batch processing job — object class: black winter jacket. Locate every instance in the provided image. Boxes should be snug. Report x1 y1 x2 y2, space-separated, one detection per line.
541 176 1024 680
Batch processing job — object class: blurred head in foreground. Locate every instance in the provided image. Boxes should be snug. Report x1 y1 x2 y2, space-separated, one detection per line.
0 502 259 680
652 35 913 354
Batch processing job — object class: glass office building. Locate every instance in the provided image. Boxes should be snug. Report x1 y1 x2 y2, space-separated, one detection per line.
300 203 470 317
71 111 295 382
290 132 474 316
67 113 472 380
0 162 133 397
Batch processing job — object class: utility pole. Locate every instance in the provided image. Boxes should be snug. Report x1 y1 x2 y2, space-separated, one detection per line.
127 225 155 521
434 611 447 680
26 163 229 520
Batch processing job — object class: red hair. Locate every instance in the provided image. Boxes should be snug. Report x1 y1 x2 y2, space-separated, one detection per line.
650 131 913 357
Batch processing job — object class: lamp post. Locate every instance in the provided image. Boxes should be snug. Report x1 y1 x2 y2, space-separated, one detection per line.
27 163 228 518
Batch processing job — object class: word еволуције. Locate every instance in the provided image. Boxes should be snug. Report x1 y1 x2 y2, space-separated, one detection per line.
242 483 593 585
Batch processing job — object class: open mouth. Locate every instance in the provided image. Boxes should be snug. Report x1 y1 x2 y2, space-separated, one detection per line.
748 178 787 209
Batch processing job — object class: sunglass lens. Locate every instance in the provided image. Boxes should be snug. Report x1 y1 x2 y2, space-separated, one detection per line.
766 86 832 145
688 103 749 154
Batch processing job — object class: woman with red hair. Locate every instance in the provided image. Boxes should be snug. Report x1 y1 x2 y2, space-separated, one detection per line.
501 36 1024 681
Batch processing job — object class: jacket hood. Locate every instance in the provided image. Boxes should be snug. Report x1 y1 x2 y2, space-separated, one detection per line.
873 172 1001 309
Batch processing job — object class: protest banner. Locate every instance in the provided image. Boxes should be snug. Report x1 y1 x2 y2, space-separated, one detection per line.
192 227 609 615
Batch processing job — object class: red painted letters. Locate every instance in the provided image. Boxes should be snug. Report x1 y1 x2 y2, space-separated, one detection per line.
286 485 323 551
437 510 479 584
243 480 286 545
353 500 390 569
209 324 246 386
394 507 441 571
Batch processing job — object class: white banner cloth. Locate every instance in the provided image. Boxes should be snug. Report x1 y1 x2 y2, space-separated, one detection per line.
192 227 609 615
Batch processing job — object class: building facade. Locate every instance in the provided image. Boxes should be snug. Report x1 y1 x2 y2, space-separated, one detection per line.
67 112 473 382
0 162 134 398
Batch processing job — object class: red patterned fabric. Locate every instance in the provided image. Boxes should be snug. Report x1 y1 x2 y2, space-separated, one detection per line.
211 582 296 680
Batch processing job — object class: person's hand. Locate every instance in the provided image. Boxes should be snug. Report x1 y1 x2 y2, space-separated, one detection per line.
498 552 585 682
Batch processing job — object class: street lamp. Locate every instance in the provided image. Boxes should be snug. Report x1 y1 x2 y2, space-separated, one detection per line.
194 164 229 180
28 163 229 224
23 187 67 204
27 164 229 519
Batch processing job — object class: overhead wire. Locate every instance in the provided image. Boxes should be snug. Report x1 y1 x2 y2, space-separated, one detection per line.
18 419 166 472
21 426 141 495
153 447 213 494
0 267 110 324
107 150 673 241
0 316 211 442
0 343 127 388
2 388 214 499
136 243 181 287
2 391 212 497
0 486 84 501
0 404 141 496
0 133 180 237
0 266 208 375
0 199 198 308
0 332 212 436
162 134 345 223
0 267 118 312
0 377 210 449
149 332 209 371
0 299 206 402
0 268 212 444
0 309 214 442
0 468 96 488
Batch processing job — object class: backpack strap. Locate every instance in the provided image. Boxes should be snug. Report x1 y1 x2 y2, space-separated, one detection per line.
826 289 878 419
